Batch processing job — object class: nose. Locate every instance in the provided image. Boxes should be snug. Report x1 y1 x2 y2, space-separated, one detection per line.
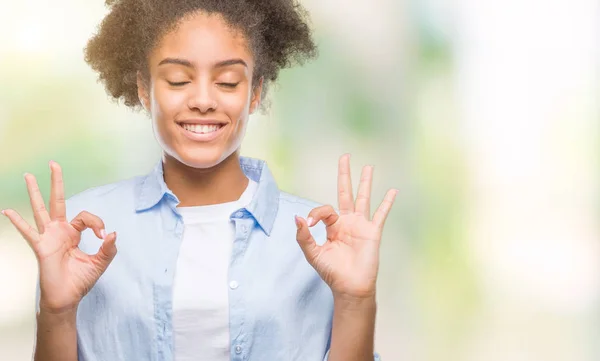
187 80 217 113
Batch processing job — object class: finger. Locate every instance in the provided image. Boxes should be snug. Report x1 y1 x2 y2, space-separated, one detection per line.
355 165 373 218
295 216 320 263
92 231 118 272
70 211 106 240
1 209 41 248
372 189 399 229
49 161 67 221
24 173 51 232
337 154 355 215
306 205 339 228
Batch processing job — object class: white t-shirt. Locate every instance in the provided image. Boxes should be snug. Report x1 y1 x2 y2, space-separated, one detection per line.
172 179 258 361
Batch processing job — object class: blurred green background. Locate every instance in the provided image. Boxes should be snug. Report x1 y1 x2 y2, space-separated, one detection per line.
1 0 599 360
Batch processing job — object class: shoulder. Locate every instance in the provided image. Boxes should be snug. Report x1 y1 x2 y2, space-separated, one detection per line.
278 190 339 214
274 191 333 243
278 191 327 213
65 176 142 219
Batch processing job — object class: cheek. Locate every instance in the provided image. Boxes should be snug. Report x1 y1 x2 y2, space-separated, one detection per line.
153 87 187 117
219 88 252 119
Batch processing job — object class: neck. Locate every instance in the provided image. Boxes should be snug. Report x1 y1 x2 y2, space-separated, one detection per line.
162 151 249 207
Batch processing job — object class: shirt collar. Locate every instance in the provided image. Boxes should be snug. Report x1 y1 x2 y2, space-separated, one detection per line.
134 156 280 235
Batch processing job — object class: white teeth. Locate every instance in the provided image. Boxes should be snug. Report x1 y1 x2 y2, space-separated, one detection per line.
181 123 222 134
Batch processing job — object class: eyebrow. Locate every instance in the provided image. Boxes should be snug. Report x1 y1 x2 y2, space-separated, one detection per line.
157 58 248 69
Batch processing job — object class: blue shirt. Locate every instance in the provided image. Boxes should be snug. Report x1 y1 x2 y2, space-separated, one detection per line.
51 156 381 361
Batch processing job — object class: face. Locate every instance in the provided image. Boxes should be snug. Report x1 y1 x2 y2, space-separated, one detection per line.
137 11 262 169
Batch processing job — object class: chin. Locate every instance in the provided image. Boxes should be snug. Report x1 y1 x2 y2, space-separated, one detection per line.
171 146 235 170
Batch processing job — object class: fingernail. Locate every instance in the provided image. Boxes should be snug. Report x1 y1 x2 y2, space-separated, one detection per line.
294 215 301 229
23 172 29 178
1 210 5 216
307 217 314 227
100 229 107 239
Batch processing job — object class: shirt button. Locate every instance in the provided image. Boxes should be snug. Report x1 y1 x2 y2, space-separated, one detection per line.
235 211 244 218
229 280 239 290
235 345 242 354
241 225 248 233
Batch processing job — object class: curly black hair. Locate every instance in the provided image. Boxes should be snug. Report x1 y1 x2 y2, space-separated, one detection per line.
84 0 318 109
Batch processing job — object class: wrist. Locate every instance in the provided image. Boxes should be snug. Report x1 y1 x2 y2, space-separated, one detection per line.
333 292 377 312
39 295 80 316
38 304 79 322
37 309 78 332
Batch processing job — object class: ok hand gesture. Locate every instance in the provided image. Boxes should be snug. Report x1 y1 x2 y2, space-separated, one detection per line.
2 161 117 314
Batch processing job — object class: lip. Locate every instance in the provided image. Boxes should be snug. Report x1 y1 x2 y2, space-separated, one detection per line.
177 119 228 126
177 122 227 142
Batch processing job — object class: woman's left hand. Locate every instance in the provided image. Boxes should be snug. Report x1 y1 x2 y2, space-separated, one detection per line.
295 154 398 300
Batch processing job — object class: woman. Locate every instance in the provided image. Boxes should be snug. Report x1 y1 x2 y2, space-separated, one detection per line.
2 0 397 360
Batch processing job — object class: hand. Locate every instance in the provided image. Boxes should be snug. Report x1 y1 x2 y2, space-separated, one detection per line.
295 154 398 300
2 161 117 314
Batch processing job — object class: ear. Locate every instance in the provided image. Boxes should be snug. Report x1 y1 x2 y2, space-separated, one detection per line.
137 71 150 112
249 77 264 114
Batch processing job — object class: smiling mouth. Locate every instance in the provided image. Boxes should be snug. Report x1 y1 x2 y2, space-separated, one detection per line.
177 123 225 134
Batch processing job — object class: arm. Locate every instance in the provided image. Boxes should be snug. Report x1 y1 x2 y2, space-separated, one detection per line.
34 308 78 361
1 162 116 361
294 155 396 361
327 295 377 361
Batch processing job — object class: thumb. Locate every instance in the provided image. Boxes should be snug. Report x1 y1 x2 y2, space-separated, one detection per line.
93 231 118 271
295 215 319 264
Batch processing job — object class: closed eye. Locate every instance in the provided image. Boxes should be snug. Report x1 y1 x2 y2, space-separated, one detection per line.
218 82 239 89
167 81 190 87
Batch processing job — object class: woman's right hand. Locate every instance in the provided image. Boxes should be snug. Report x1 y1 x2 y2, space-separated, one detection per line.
2 161 117 314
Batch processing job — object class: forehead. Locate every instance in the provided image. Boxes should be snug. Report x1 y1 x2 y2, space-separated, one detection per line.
150 11 253 67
